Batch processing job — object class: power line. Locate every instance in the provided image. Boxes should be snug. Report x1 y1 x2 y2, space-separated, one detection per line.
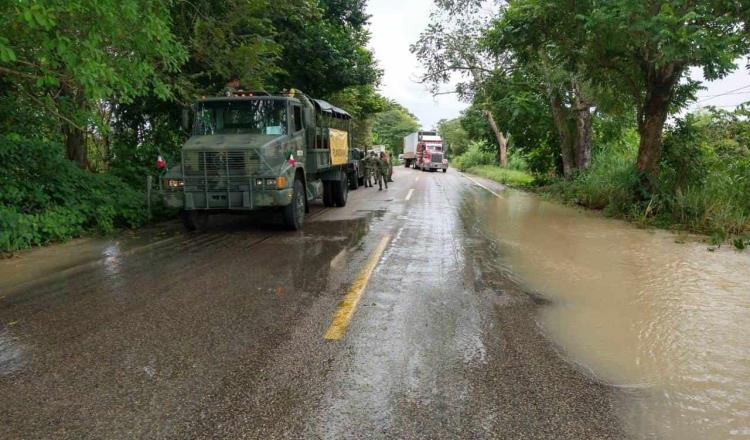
697 84 750 103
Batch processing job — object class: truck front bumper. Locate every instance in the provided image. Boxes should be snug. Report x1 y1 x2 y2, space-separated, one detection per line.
163 188 294 211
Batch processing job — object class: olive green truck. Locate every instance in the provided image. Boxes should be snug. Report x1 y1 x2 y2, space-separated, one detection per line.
159 90 360 231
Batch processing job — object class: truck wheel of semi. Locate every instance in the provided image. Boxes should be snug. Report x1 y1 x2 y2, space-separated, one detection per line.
158 89 358 232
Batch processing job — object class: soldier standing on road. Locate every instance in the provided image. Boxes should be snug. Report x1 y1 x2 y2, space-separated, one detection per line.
364 151 376 188
376 152 389 190
385 151 394 182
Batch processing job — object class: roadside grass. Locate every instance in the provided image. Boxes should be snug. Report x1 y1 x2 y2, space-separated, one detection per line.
465 165 535 187
537 147 750 245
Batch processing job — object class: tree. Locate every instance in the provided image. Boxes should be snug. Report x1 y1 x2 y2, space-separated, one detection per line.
485 0 597 177
329 85 388 148
411 2 511 166
579 0 750 180
437 118 470 157
372 101 420 154
0 0 187 167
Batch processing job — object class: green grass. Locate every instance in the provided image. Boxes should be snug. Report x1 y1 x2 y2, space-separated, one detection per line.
466 165 535 187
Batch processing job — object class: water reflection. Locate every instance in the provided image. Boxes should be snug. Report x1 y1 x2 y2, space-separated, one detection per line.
462 188 750 439
0 326 24 375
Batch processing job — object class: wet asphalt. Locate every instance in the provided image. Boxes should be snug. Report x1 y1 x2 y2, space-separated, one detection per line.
0 167 623 439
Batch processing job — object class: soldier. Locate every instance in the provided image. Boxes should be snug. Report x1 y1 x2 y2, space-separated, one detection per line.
384 151 394 182
362 151 374 187
376 152 389 190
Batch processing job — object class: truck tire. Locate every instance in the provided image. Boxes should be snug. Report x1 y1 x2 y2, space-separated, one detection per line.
348 172 359 190
404 160 410 168
442 168 447 172
283 179 306 230
323 181 335 207
180 210 209 232
333 175 348 207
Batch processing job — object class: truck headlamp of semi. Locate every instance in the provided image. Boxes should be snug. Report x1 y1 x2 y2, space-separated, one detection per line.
275 176 287 189
266 178 277 188
166 179 184 189
256 178 264 187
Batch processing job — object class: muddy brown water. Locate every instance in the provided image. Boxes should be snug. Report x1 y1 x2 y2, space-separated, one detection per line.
462 185 750 439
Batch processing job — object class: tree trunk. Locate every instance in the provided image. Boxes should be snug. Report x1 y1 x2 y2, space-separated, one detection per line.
549 94 575 178
59 86 88 168
63 123 87 168
574 109 592 169
483 110 508 167
636 63 683 179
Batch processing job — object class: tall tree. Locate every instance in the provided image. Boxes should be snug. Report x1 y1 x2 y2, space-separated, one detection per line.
0 0 187 167
579 0 750 180
372 101 420 154
412 1 511 166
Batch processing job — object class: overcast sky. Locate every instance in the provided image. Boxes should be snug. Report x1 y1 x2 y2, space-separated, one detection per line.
366 0 750 129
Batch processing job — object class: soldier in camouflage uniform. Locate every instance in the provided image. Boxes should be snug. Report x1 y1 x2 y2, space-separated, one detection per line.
384 151 394 182
376 152 389 190
362 151 375 188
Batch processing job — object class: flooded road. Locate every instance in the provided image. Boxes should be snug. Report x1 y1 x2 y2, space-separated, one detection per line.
460 178 750 439
0 167 747 438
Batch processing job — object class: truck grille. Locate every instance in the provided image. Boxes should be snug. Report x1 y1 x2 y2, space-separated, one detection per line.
182 150 258 191
431 153 442 163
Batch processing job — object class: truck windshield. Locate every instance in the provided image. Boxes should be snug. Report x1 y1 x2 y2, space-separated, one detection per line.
194 100 287 136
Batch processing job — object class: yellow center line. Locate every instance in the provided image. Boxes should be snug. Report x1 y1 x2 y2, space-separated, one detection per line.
324 235 392 340
405 189 415 201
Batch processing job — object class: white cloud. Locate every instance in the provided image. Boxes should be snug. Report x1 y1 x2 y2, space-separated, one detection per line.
367 0 468 129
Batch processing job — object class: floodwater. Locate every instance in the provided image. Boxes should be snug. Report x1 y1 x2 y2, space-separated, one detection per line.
461 186 750 439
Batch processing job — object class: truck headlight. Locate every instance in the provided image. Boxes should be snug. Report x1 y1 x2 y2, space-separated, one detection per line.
256 178 264 187
266 178 276 187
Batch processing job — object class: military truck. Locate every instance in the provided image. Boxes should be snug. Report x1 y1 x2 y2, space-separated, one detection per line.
160 90 359 231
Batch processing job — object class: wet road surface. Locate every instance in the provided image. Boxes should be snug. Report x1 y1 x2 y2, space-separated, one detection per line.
0 167 639 438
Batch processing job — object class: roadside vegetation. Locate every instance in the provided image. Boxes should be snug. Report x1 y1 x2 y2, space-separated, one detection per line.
0 0 386 253
419 0 750 244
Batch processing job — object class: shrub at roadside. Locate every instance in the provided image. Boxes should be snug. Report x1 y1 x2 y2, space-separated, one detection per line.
541 109 750 239
452 141 535 187
452 140 496 171
0 135 149 252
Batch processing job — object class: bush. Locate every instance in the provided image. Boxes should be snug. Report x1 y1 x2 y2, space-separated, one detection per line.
0 135 149 252
541 109 750 239
452 140 496 171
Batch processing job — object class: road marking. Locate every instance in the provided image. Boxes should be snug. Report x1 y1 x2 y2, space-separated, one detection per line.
460 173 504 199
405 189 415 201
415 176 420 182
324 235 391 340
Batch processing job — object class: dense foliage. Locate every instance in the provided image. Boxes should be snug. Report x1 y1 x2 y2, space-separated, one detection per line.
0 0 383 252
415 0 750 240
372 101 420 156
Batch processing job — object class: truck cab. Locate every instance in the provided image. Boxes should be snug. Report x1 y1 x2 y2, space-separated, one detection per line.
160 91 357 231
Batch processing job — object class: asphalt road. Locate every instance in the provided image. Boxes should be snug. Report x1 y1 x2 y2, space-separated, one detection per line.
0 167 624 439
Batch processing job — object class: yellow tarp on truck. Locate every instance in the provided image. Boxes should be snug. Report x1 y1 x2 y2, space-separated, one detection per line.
329 129 349 166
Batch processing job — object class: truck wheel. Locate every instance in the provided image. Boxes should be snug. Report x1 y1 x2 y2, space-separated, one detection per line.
442 168 447 173
283 179 306 230
333 175 348 207
348 172 359 190
180 210 209 232
323 181 335 207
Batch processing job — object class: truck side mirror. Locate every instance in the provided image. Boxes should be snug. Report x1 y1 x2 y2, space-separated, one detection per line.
181 108 191 131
